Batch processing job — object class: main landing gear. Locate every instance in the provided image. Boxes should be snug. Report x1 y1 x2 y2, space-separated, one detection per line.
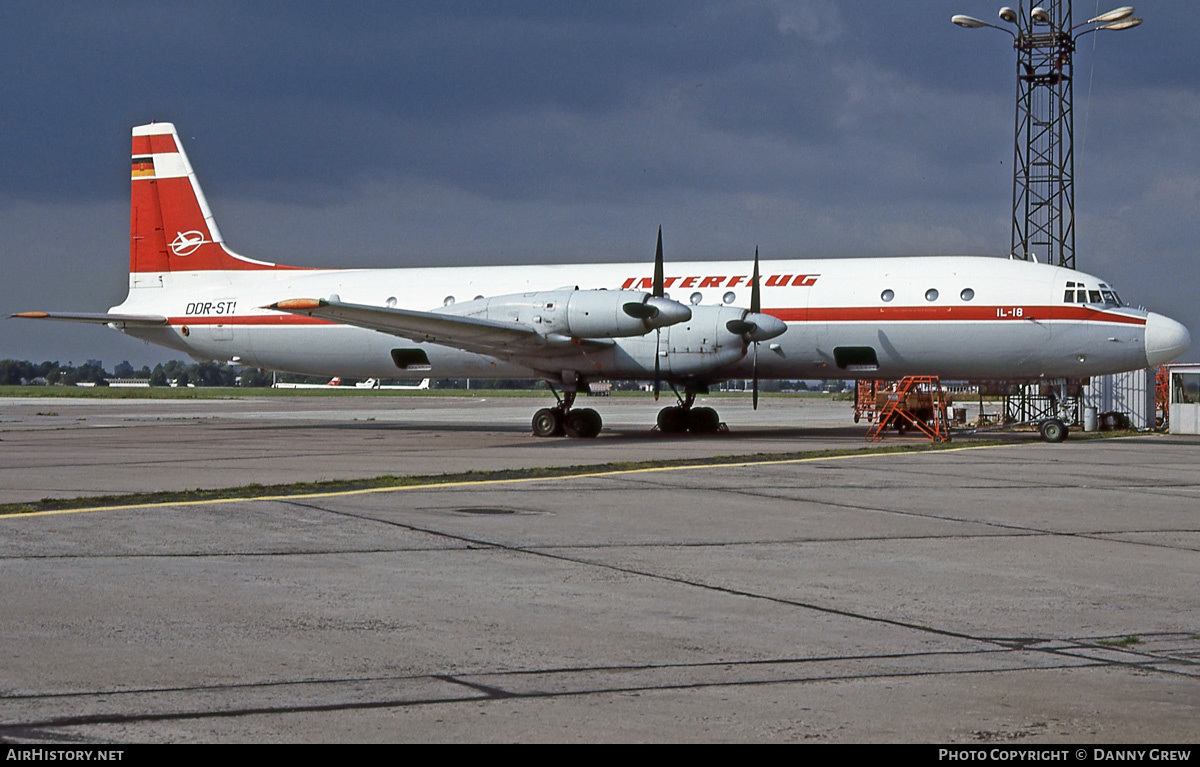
655 390 724 435
530 383 726 439
531 389 602 439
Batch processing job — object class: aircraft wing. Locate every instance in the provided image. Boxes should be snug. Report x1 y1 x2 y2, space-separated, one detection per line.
265 298 608 358
11 311 168 327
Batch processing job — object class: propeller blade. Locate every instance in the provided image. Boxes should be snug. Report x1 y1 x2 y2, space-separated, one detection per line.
622 301 659 320
751 247 761 410
725 318 756 336
654 329 661 400
654 226 665 298
752 340 759 410
750 246 761 314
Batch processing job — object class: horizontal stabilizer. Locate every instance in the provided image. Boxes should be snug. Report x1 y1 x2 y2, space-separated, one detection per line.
12 311 168 327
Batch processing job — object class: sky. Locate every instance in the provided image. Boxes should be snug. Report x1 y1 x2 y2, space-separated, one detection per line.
2 1 1196 370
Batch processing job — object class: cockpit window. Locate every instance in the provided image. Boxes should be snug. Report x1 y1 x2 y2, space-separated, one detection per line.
1064 281 1122 306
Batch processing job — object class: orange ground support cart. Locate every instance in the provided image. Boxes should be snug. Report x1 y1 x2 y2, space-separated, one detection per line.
865 376 951 443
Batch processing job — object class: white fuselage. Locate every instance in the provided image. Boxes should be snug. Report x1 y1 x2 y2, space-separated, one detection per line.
110 255 1166 383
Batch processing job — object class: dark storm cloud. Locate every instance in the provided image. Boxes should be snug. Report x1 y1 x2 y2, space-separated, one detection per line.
0 1 924 203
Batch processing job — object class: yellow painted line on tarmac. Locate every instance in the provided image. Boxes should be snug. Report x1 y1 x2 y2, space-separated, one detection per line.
1 442 1013 520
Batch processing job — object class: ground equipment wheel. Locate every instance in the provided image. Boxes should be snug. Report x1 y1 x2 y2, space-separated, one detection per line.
1039 418 1068 443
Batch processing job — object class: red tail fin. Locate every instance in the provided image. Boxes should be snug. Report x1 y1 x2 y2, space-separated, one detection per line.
130 123 295 274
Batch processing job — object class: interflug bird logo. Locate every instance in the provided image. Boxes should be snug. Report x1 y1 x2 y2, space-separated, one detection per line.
170 230 209 257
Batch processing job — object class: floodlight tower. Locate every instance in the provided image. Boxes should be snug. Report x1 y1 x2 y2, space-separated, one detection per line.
952 2 1141 269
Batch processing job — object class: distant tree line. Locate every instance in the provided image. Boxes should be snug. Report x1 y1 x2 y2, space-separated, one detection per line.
2 358 840 392
0 359 272 387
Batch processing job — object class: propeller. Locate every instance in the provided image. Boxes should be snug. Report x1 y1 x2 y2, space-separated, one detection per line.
722 247 785 410
653 226 664 400
751 249 760 409
748 250 758 408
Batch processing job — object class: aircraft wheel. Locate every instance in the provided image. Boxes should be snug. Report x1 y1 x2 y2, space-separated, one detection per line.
688 407 721 434
657 406 688 434
1039 418 1068 443
532 408 564 437
565 408 602 438
580 408 603 437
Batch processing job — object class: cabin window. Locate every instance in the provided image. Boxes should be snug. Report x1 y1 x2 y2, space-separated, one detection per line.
881 289 894 302
1077 289 1087 303
1089 290 1103 304
960 288 975 301
925 288 939 302
1101 290 1118 305
723 291 736 305
689 292 703 306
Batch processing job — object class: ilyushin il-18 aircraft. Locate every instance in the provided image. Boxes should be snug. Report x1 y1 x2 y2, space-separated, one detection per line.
15 123 1192 439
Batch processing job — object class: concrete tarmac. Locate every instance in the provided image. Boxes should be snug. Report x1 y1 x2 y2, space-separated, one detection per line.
1 396 1198 743
1 394 877 504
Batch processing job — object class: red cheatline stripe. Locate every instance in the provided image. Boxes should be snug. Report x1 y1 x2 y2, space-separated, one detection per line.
165 305 1145 328
169 315 334 327
769 306 1146 326
131 134 179 155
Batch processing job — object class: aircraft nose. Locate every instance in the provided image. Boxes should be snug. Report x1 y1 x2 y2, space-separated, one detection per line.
1145 313 1192 367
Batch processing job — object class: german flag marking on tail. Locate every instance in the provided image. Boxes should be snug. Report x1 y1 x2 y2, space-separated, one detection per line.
131 156 154 178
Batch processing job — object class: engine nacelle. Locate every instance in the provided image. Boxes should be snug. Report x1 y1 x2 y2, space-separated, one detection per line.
564 290 691 338
657 304 788 377
658 305 752 376
443 288 691 339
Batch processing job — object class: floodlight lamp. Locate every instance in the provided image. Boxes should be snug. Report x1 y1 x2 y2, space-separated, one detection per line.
1100 16 1142 30
952 14 988 28
1088 6 1134 24
1031 6 1050 24
999 7 1018 23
